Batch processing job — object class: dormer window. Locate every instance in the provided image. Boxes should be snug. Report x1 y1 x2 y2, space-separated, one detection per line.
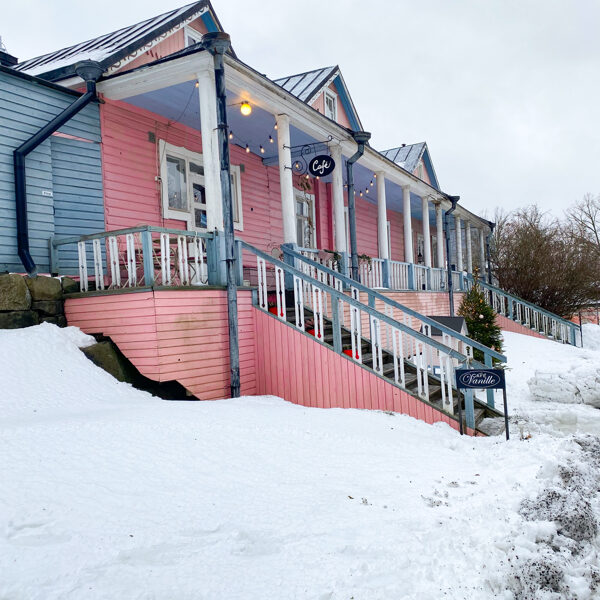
324 90 337 121
184 26 203 47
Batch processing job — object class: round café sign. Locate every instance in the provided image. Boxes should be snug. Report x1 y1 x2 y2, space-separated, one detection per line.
308 155 336 177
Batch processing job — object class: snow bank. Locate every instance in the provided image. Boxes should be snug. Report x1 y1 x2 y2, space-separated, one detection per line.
582 323 600 351
1 324 600 598
503 330 600 435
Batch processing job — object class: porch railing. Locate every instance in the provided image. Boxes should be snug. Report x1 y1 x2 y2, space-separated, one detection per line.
465 276 581 346
49 226 240 292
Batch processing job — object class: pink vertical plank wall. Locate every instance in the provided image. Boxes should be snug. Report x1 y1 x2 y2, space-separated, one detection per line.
253 307 475 435
65 290 257 399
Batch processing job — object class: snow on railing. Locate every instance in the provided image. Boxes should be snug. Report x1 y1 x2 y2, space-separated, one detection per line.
50 226 213 292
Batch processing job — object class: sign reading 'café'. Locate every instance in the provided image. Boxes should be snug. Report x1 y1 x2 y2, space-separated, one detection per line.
308 155 336 177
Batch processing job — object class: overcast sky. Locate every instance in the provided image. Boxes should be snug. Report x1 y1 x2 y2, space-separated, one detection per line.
3 0 598 218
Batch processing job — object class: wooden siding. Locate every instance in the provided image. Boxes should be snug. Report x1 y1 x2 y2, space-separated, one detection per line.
65 289 257 399
254 308 469 433
51 136 105 271
0 70 101 272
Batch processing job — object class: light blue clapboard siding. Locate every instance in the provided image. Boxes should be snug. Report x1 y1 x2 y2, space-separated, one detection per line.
51 136 105 272
0 70 103 273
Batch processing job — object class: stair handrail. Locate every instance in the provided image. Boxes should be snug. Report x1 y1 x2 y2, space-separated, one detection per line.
466 274 580 332
241 241 469 362
284 245 507 364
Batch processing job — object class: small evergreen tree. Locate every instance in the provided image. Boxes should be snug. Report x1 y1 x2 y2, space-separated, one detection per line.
458 272 503 361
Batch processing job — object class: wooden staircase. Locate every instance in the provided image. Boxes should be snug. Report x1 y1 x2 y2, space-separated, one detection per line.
282 302 502 432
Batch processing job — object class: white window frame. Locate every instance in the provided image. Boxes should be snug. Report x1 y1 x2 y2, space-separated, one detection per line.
416 161 424 180
159 140 244 231
184 26 203 47
324 89 338 122
295 190 316 248
230 165 243 231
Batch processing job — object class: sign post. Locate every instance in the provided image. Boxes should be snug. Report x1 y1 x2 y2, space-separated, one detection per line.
455 368 509 440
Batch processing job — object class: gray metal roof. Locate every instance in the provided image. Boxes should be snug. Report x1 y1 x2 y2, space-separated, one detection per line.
16 1 221 81
380 142 426 173
273 66 337 103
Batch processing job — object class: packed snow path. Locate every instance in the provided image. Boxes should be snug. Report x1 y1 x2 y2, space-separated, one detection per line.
1 324 600 599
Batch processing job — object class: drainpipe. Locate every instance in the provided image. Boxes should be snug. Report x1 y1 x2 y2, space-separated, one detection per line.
346 130 371 281
203 32 240 398
486 220 495 286
13 60 103 276
444 195 460 316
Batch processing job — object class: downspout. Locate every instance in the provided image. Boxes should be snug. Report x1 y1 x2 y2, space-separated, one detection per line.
486 220 495 286
13 60 103 276
346 130 371 281
203 32 240 398
444 195 460 316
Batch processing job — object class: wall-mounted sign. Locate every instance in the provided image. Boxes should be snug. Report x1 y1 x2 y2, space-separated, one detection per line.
455 368 505 390
308 155 335 177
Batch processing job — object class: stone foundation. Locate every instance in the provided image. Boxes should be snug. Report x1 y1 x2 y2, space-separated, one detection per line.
0 273 79 329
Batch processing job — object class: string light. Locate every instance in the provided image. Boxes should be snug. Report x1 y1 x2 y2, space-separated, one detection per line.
295 162 300 169
245 144 250 153
305 174 310 179
274 123 278 130
229 131 233 140
373 173 377 178
260 145 265 154
365 188 369 194
360 191 363 197
370 180 374 187
269 135 274 143
195 81 199 88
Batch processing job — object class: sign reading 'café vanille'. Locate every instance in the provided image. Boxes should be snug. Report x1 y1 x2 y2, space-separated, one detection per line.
455 368 505 390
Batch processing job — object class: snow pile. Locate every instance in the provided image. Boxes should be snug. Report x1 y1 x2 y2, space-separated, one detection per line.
503 330 600 435
1 324 600 598
582 323 600 351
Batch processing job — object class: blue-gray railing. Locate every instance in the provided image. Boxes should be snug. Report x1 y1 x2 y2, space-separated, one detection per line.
49 226 242 291
242 240 499 430
465 276 581 346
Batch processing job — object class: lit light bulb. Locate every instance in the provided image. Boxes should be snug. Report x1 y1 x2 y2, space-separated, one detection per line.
274 123 278 130
245 144 250 153
260 145 265 154
373 173 377 178
240 101 252 116
305 174 309 179
295 162 300 169
370 180 374 186
195 81 199 88
269 135 273 143
229 131 233 140
360 191 363 197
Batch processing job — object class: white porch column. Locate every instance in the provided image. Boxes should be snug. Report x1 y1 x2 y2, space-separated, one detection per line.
275 113 296 244
455 215 463 271
403 185 413 263
376 171 389 259
197 67 223 231
435 202 444 268
331 143 346 252
466 221 473 273
421 197 432 267
480 228 487 276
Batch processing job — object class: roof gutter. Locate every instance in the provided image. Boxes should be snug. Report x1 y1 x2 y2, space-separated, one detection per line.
13 60 102 275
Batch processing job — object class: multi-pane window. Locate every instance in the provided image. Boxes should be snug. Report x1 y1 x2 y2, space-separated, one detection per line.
160 141 243 231
295 193 315 248
324 90 337 121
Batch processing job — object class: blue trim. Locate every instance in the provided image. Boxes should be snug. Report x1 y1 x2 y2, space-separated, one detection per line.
201 12 219 33
421 148 440 190
332 75 360 131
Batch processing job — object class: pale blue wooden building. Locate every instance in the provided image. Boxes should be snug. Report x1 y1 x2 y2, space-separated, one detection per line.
0 64 104 273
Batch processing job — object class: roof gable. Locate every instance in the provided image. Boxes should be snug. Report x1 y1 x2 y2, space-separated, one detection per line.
381 142 440 190
16 1 227 82
273 65 362 131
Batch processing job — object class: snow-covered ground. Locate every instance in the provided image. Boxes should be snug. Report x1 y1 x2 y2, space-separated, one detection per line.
1 323 600 599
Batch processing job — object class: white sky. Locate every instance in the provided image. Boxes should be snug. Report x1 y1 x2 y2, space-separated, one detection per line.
3 0 599 218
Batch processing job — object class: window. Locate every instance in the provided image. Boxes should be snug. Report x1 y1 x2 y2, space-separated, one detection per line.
416 161 424 180
295 191 316 248
416 233 425 264
159 140 243 231
184 26 203 47
324 90 337 121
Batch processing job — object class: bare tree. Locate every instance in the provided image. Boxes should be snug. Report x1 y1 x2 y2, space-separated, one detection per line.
567 193 600 258
490 205 600 318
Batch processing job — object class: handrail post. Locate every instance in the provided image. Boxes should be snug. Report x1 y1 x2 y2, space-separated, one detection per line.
207 231 226 286
331 296 342 353
407 263 416 291
426 266 432 291
235 239 243 286
49 235 59 276
382 258 390 289
141 228 155 287
464 388 475 431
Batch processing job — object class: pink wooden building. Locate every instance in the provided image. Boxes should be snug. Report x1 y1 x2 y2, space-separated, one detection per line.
9 1 578 435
